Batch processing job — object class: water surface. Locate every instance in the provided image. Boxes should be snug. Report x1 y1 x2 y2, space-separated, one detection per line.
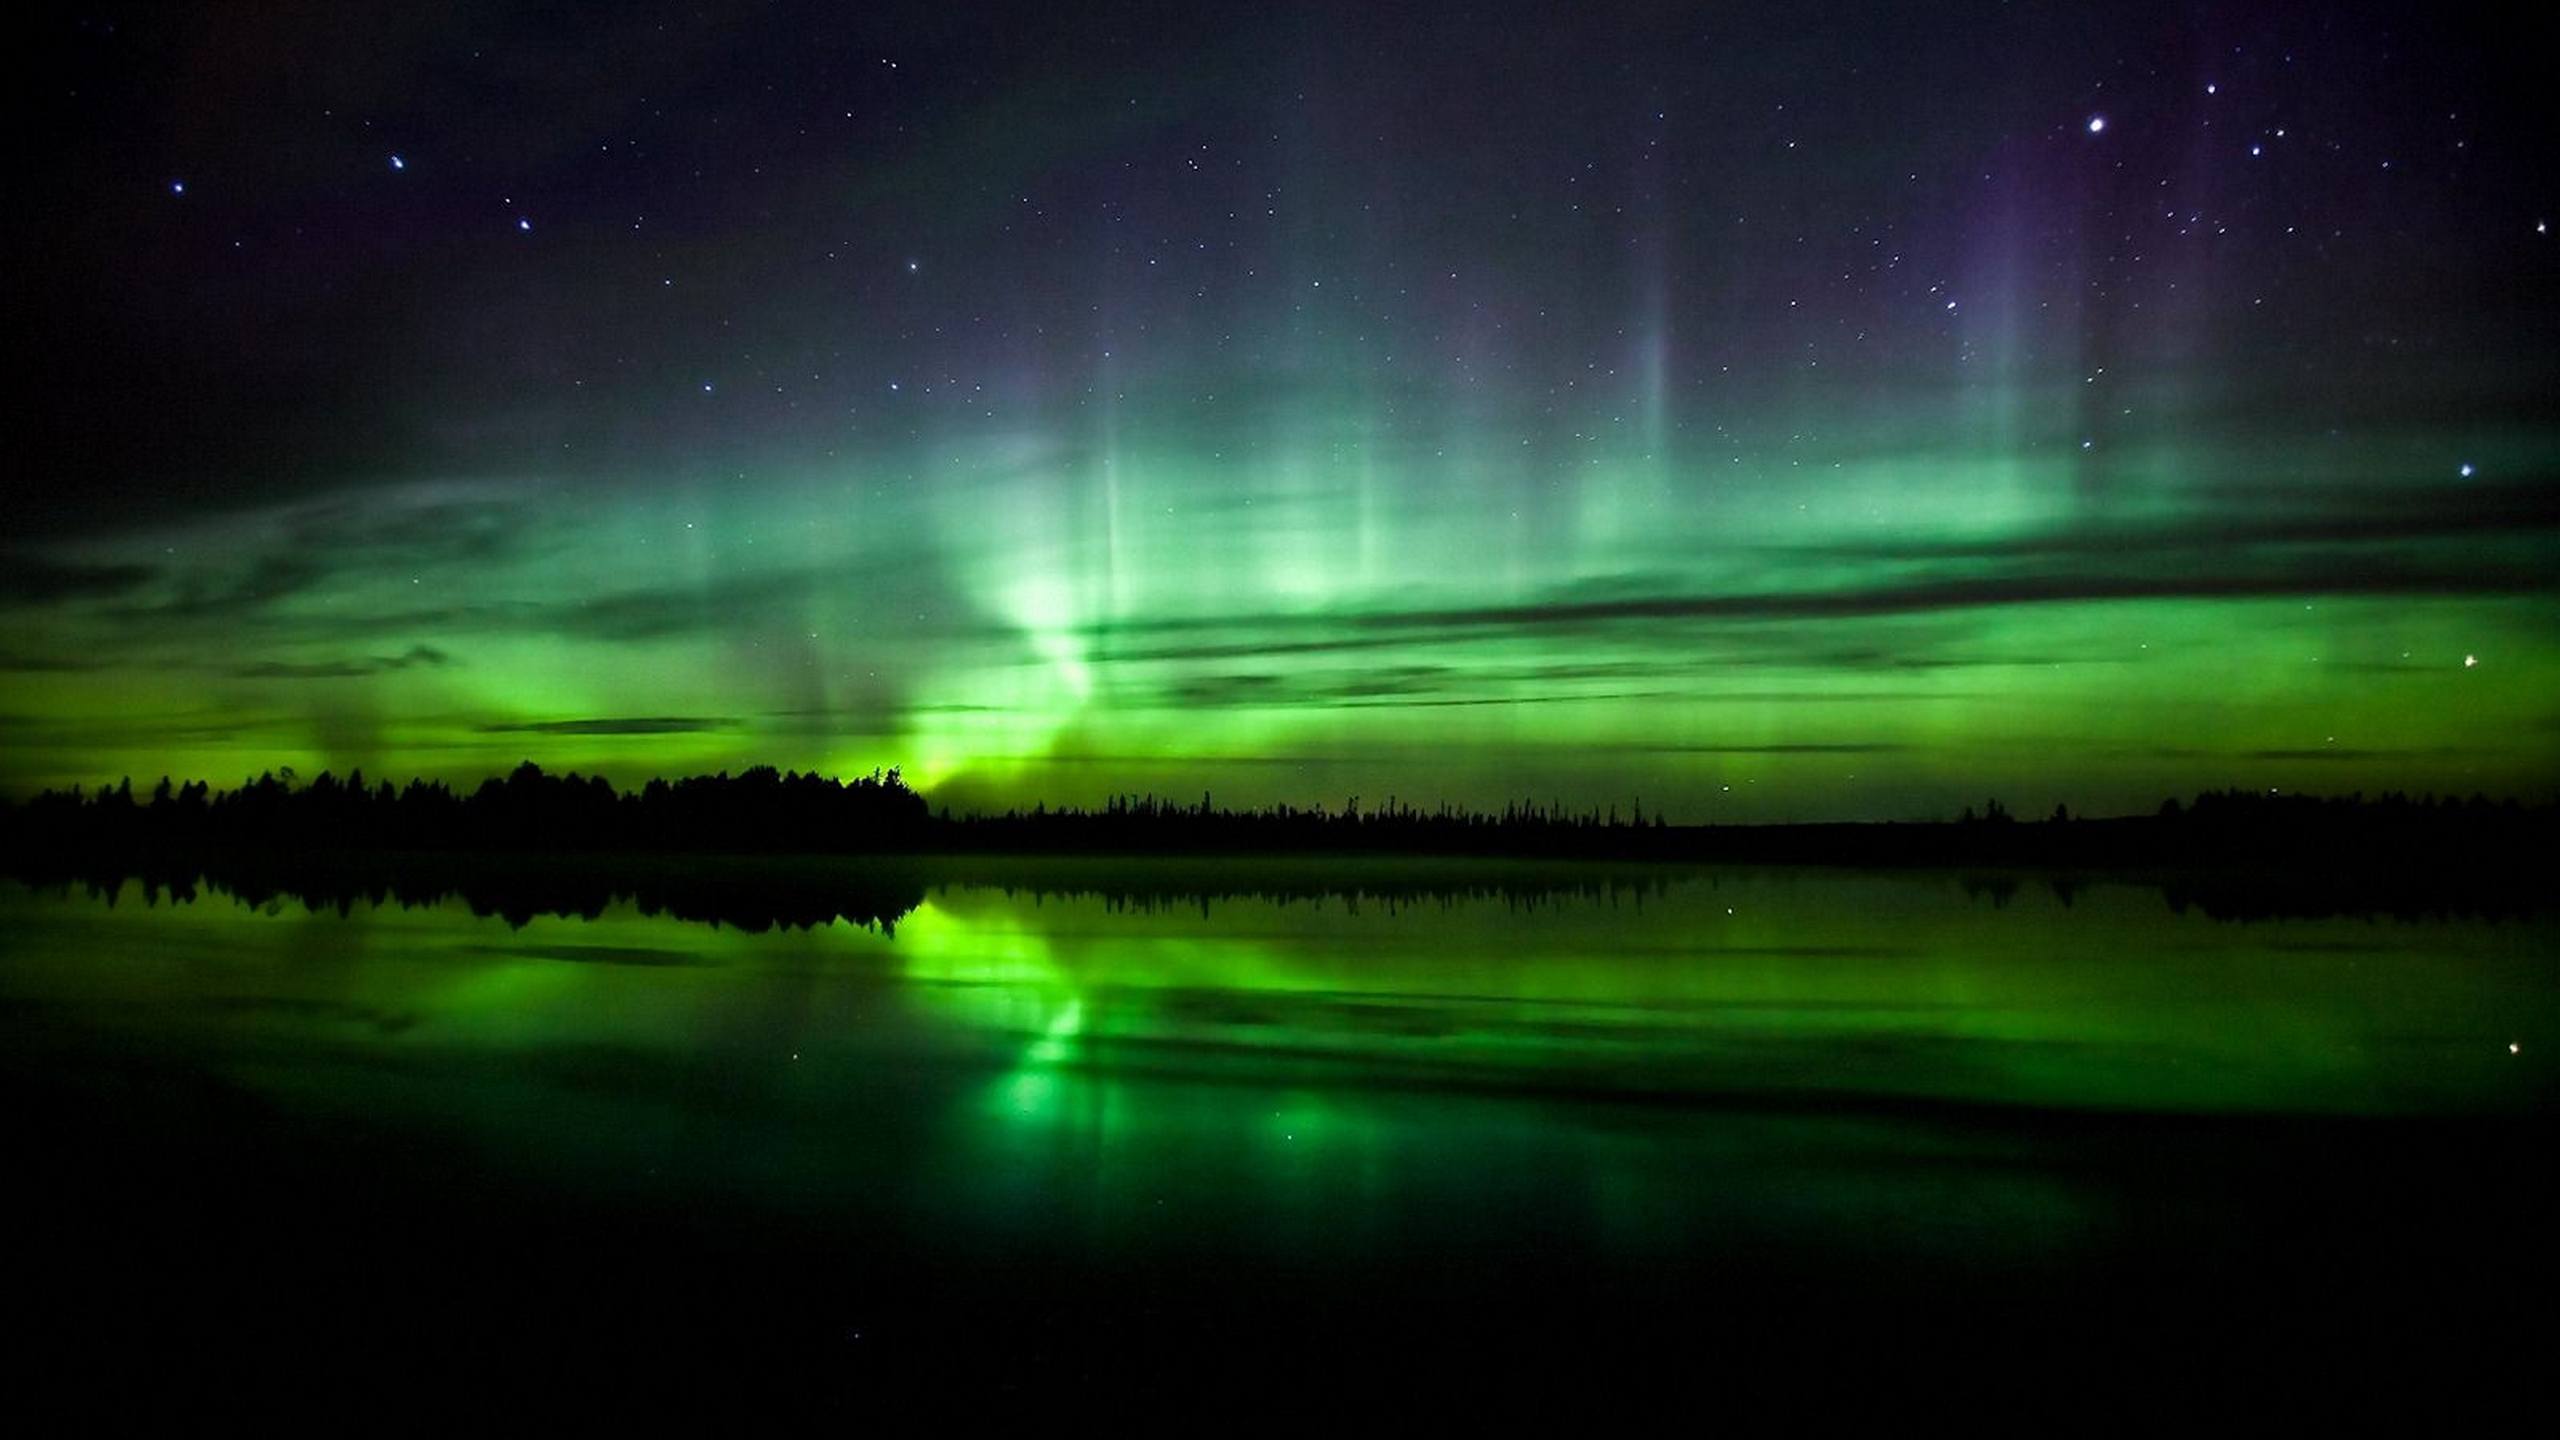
3 862 2548 1412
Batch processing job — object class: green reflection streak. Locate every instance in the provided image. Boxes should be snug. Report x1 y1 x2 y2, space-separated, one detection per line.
2 870 2549 1269
903 875 2543 1119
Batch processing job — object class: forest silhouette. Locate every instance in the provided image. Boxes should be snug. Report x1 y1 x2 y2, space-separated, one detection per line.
3 761 2550 923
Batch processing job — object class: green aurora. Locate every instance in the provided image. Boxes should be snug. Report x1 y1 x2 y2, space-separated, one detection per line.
7 5 2554 818
7 413 2554 817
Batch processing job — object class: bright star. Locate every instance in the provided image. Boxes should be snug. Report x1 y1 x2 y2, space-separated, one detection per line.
2464 654 2478 668
517 217 532 232
170 180 185 195
2086 115 2106 134
390 155 405 171
2459 462 2475 478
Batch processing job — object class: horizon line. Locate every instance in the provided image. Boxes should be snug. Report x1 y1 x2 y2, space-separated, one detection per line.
9 759 2555 829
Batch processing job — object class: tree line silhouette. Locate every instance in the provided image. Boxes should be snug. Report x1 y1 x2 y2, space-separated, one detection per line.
13 855 1720 933
5 764 1690 858
2 763 2550 895
9 763 931 855
13 850 926 933
3 763 2548 924
18 844 2536 933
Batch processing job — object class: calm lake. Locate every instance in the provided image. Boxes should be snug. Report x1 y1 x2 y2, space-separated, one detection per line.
4 859 2550 1414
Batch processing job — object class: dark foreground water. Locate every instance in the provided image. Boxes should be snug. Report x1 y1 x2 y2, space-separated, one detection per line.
2 860 2550 1420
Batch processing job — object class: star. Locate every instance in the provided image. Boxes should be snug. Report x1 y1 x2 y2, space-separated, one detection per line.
2458 462 2475 477
2086 115 2106 135
517 217 533 232
170 180 185 195
390 155 406 171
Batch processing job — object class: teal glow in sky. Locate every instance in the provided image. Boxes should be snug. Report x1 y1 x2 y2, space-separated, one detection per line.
6 3 2554 817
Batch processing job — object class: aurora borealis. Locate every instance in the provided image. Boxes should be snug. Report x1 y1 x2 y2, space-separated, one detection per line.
9 2 2555 818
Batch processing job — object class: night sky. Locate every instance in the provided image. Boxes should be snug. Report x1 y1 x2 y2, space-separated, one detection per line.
8 1 2555 819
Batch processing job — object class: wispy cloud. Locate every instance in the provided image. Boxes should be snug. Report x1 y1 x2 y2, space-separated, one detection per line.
473 716 740 736
1076 558 2553 660
2241 747 2477 761
0 649 103 673
228 644 453 680
1791 478 2560 563
0 556 160 606
1631 743 1913 755
2136 745 2479 762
